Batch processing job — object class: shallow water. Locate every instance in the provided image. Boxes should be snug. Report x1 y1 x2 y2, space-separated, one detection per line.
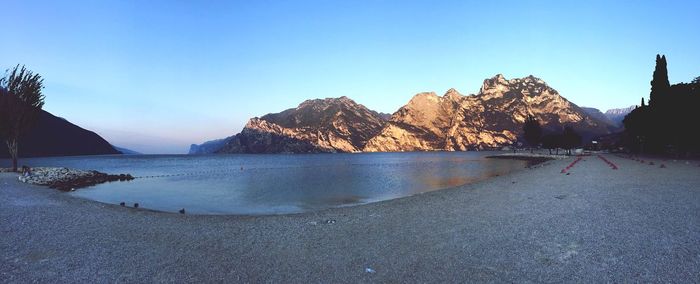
2 152 528 214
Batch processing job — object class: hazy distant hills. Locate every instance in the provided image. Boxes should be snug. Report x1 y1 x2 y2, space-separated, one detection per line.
192 74 630 154
189 136 235 154
112 145 141 155
0 110 120 158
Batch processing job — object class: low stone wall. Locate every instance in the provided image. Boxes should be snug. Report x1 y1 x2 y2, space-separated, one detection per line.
18 167 134 191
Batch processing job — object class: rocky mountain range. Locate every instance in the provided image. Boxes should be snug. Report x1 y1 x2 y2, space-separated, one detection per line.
365 75 612 151
215 96 388 153
193 74 622 154
0 110 121 158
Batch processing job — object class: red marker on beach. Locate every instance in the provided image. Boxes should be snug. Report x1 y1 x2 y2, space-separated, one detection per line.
597 155 618 170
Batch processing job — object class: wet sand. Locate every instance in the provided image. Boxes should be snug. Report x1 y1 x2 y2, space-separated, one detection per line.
1 154 699 282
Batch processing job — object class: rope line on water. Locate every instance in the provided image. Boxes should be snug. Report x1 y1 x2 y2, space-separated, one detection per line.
132 160 494 180
132 163 380 179
134 168 246 179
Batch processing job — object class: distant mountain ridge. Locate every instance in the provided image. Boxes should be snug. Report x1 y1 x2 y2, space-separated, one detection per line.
604 106 636 126
580 106 636 128
0 110 120 158
193 74 623 154
581 107 619 130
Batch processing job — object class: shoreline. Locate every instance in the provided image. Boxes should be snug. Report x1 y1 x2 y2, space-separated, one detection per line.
64 158 541 217
6 151 541 215
2 154 700 282
486 152 566 167
5 153 556 220
3 152 687 218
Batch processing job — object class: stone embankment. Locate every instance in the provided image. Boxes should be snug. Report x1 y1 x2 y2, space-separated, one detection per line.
17 167 134 191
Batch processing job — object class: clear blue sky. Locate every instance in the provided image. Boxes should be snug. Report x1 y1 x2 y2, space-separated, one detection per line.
2 0 698 153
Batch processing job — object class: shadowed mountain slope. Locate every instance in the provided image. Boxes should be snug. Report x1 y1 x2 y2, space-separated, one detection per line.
0 110 120 158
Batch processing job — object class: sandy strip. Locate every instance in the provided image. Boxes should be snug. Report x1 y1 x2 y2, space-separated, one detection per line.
1 154 699 282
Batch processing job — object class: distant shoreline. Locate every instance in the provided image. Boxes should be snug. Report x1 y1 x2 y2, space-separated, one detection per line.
486 152 564 166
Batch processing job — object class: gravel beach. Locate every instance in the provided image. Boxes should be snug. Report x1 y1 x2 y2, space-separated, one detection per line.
1 154 699 282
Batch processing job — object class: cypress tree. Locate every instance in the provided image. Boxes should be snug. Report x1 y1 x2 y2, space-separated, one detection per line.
649 54 670 107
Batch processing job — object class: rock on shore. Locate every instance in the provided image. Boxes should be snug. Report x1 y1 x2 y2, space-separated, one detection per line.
18 167 134 191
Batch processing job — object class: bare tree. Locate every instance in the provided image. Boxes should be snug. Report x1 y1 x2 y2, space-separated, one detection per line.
562 126 582 155
523 114 542 153
0 65 45 171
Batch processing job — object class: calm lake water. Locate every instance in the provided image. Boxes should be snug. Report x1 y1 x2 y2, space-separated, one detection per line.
4 152 528 215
